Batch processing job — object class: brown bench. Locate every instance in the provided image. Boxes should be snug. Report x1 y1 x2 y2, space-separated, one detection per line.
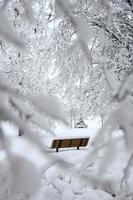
51 137 89 152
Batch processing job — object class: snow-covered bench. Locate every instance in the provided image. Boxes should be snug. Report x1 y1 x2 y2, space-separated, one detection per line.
51 137 89 152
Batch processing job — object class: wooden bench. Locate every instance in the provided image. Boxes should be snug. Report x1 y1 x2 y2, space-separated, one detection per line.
51 137 89 152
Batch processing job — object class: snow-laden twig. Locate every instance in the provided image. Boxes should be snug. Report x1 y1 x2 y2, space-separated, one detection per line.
55 0 92 72
120 152 133 190
114 152 133 200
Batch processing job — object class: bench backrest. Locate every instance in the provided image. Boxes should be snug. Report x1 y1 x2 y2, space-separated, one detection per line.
51 137 89 149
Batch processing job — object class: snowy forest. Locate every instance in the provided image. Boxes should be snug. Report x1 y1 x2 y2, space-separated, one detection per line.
1 0 133 199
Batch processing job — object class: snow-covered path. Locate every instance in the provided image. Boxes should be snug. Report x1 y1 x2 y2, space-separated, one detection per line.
0 122 132 200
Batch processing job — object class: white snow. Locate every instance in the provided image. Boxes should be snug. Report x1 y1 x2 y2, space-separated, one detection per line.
0 121 131 200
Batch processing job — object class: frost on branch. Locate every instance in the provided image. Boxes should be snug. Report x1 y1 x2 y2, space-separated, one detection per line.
0 74 68 143
0 0 34 47
0 11 23 48
55 0 92 68
0 74 69 198
0 2 72 198
54 0 71 18
22 0 35 23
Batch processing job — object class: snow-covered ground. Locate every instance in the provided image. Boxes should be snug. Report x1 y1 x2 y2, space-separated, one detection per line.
0 121 131 200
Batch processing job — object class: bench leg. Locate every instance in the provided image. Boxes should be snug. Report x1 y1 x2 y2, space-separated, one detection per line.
77 147 79 150
56 148 59 152
18 129 23 136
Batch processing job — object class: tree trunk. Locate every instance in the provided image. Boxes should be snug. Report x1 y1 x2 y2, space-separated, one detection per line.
70 108 73 129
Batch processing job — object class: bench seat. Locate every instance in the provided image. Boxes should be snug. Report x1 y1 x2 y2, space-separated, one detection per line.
51 137 89 152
